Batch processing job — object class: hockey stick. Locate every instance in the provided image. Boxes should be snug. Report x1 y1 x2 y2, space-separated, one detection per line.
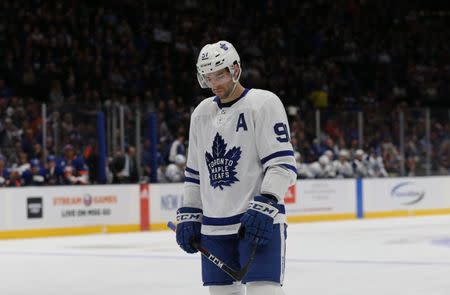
167 221 257 281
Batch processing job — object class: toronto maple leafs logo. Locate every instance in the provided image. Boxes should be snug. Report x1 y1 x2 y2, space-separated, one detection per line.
205 133 241 190
219 43 229 50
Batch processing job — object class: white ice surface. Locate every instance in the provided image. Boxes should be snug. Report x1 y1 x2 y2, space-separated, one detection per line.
1 215 450 295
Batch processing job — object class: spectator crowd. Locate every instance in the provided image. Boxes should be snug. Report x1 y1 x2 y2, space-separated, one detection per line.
0 0 449 186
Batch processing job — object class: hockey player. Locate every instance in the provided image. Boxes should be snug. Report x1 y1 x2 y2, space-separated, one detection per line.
165 154 186 182
352 149 369 178
332 149 354 178
58 144 89 184
45 155 63 185
22 158 46 186
367 148 388 177
308 154 336 178
0 154 10 187
176 41 296 295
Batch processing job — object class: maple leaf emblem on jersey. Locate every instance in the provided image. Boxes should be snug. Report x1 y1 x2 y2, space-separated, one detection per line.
205 132 241 190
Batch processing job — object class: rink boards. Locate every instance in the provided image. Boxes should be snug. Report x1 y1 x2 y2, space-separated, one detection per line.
0 176 449 238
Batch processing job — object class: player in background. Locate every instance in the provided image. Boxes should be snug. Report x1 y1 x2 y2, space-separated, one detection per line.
332 149 354 178
367 148 389 177
45 155 64 185
352 149 369 178
294 151 313 179
0 154 10 187
308 154 336 178
165 154 186 182
58 144 89 184
22 158 46 186
168 130 186 163
175 41 296 295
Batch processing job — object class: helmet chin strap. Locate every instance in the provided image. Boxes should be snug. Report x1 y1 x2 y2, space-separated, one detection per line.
222 81 238 101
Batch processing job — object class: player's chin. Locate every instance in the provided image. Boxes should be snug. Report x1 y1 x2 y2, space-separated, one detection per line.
212 88 228 97
213 88 229 97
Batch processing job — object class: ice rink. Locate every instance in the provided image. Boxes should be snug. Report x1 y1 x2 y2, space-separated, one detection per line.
1 215 450 295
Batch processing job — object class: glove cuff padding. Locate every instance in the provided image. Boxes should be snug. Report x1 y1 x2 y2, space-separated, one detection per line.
247 195 279 218
176 207 203 224
176 207 202 254
240 195 279 246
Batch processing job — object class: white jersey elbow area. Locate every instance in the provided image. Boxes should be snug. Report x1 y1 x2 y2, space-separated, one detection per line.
184 166 200 184
183 183 202 209
261 165 296 201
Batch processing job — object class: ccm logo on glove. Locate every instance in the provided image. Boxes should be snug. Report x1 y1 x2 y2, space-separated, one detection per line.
248 202 279 218
177 213 203 222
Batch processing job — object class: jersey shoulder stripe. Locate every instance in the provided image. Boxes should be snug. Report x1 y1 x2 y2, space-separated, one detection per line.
261 150 294 164
185 177 200 185
185 166 199 175
280 163 297 174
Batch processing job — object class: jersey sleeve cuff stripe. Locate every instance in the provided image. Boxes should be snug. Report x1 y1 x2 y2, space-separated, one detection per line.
203 205 286 226
203 213 244 226
185 177 200 185
261 150 294 164
185 167 199 175
280 164 297 174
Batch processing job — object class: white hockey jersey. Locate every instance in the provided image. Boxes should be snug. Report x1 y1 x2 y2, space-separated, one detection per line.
183 88 297 235
308 161 336 178
332 159 354 178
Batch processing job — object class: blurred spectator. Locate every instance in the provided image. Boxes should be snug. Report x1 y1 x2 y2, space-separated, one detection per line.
84 142 99 184
0 155 10 187
111 145 138 183
15 152 30 175
437 157 450 175
405 155 418 177
157 165 169 183
8 169 23 187
381 137 401 175
0 0 448 183
44 155 63 185
324 150 335 162
294 151 313 179
168 130 186 164
1 117 21 154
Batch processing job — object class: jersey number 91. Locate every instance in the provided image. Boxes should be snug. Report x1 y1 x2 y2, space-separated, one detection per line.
274 123 289 143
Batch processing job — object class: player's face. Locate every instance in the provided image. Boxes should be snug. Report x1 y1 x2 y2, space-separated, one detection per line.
65 149 74 158
205 69 233 98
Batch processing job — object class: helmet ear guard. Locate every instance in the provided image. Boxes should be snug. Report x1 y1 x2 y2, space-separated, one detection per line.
230 61 242 84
